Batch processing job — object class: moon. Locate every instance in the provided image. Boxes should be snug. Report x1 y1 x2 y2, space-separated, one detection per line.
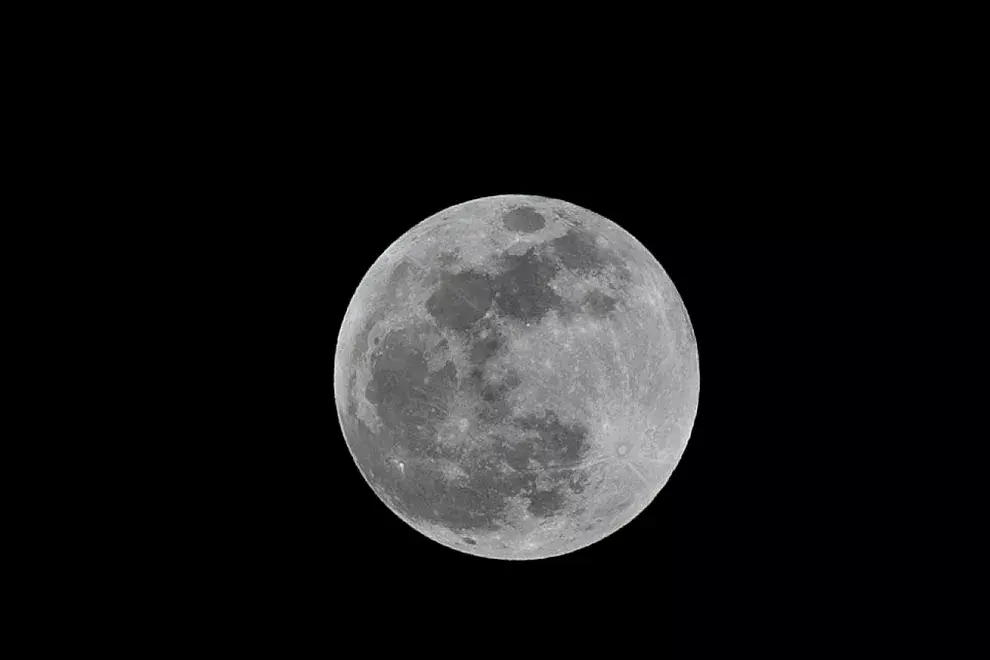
334 194 700 559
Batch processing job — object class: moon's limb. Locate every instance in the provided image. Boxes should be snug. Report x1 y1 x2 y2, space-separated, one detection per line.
334 194 699 559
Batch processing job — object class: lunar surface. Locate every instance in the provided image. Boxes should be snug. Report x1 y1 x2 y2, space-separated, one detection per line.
334 195 700 559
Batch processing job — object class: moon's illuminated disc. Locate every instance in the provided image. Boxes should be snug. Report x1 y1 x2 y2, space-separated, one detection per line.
334 195 699 559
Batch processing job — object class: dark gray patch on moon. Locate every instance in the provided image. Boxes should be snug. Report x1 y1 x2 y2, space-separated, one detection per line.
550 228 626 277
527 488 567 518
341 258 424 419
426 245 565 328
470 330 501 365
437 250 460 268
491 248 563 324
364 322 457 455
475 366 518 425
502 206 546 233
425 271 493 332
582 289 618 316
512 410 591 465
345 370 358 418
355 243 598 534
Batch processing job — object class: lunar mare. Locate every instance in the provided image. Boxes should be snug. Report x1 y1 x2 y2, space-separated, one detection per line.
334 195 699 559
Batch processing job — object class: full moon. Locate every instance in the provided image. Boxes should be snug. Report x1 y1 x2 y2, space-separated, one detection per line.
334 195 700 559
